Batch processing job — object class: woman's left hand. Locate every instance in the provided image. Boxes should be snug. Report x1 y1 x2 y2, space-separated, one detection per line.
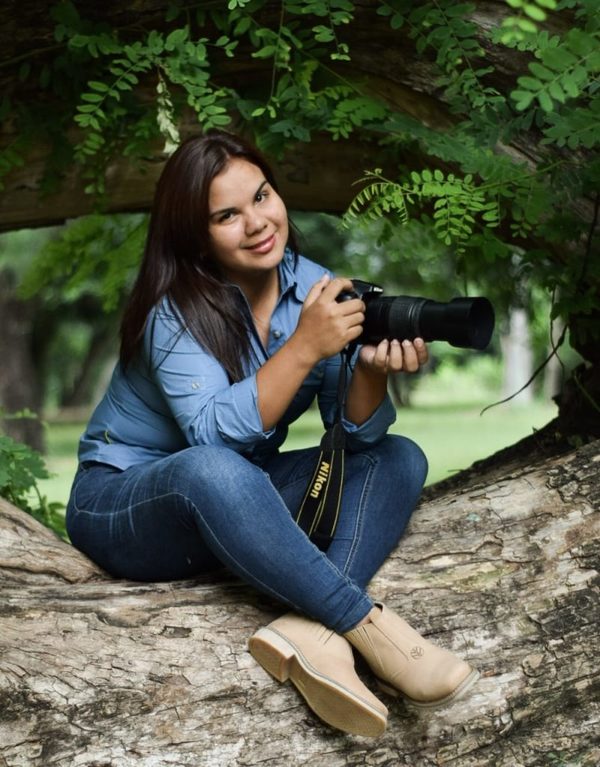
357 337 429 376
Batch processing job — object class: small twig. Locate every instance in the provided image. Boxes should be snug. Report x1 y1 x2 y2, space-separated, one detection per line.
480 323 567 415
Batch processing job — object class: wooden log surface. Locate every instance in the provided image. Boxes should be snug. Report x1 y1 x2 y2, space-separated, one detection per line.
1 438 599 766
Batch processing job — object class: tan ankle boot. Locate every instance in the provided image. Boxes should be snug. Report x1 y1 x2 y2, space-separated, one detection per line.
248 613 387 737
344 604 479 708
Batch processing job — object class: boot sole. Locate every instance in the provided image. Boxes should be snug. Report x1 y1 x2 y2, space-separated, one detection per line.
377 667 481 709
248 627 387 737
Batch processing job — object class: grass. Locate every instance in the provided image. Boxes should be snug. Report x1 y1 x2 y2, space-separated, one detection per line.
37 378 556 509
284 401 554 484
37 421 83 510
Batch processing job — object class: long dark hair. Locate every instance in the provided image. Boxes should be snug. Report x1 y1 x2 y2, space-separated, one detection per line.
120 130 298 381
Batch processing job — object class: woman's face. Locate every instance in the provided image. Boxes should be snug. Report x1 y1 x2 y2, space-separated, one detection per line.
208 157 289 287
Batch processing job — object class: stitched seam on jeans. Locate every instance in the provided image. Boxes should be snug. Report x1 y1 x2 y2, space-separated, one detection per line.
341 454 376 578
180 492 368 629
267 453 320 493
72 490 182 516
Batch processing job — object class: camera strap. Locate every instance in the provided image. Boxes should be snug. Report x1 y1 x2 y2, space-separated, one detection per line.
294 347 354 551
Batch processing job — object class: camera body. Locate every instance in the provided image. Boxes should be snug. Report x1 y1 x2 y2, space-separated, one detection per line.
338 279 495 351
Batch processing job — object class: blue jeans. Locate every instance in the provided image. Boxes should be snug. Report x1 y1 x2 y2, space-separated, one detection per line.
66 436 427 634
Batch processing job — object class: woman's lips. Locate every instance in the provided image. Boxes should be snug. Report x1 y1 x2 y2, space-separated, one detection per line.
245 233 276 254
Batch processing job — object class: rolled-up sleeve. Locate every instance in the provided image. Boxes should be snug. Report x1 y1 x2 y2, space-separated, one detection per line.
317 351 396 452
144 306 274 451
340 397 396 451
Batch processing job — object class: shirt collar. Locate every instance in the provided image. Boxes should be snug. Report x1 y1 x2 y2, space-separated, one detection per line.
279 249 308 302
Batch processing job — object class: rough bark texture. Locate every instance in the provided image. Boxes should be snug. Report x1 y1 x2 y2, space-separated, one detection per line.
1 439 598 766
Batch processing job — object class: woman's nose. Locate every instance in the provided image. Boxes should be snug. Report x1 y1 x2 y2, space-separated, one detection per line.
245 210 267 235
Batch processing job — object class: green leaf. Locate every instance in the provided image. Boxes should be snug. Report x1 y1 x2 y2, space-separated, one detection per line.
518 76 542 90
516 17 537 33
482 209 499 221
561 74 580 98
69 34 89 48
234 16 252 36
165 28 188 51
523 3 547 21
537 90 554 111
208 114 232 126
541 46 577 71
390 13 404 30
147 30 164 54
548 80 566 102
89 80 110 92
511 89 535 109
566 28 596 57
81 92 104 103
313 25 334 42
529 62 554 81
252 45 277 58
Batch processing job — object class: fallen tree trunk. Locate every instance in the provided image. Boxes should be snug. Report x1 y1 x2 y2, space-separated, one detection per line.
1 438 599 766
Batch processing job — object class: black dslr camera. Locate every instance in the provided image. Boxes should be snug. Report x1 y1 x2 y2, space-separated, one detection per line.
338 280 495 350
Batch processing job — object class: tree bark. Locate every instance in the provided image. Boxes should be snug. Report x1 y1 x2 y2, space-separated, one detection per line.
1 438 598 766
0 269 44 451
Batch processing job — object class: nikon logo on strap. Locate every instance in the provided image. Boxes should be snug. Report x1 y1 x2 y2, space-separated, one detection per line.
295 385 349 551
310 461 330 499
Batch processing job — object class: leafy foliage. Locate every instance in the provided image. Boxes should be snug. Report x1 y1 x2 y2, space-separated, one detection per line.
19 213 146 311
343 167 501 253
0 418 66 539
1 0 599 359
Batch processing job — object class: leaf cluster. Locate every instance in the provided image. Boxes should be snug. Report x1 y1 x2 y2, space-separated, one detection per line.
0 420 66 539
19 213 147 311
344 167 501 253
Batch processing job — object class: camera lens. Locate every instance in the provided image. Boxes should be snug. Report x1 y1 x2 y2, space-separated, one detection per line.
362 295 494 350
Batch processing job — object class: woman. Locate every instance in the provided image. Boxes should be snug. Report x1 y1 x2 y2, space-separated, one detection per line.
66 131 478 738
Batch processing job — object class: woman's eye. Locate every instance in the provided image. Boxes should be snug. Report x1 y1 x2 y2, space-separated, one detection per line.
256 189 269 203
219 211 235 222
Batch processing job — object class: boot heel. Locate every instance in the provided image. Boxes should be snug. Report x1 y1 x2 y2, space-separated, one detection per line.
248 628 296 683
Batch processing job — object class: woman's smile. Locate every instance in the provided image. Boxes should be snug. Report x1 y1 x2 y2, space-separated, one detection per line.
244 232 277 253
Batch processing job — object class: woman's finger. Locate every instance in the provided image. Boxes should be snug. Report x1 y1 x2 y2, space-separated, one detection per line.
388 339 404 371
374 339 390 369
414 337 429 365
303 274 330 309
401 340 419 372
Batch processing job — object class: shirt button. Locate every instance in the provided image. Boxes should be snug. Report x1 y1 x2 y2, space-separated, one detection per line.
273 329 282 339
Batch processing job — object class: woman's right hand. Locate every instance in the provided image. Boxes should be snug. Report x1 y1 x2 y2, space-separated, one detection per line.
294 275 365 362
256 275 363 430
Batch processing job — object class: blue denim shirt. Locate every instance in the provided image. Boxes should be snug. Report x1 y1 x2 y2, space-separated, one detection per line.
78 252 396 469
